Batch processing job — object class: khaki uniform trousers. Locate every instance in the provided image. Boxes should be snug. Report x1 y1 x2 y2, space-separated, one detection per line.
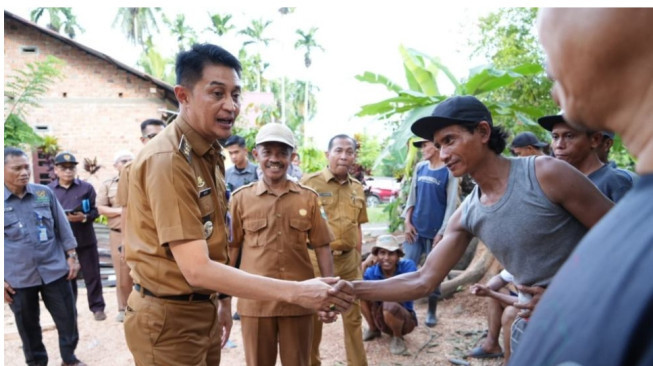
241 314 313 366
109 230 132 310
124 291 221 366
309 249 367 366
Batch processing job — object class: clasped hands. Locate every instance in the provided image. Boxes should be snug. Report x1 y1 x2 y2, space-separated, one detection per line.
301 277 356 324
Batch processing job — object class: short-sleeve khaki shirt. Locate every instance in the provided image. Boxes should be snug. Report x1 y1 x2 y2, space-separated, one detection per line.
230 179 334 317
125 116 229 296
115 163 131 207
300 168 368 252
97 175 121 229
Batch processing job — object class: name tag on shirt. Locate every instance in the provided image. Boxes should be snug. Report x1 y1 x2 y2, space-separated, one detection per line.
319 192 332 197
199 188 212 198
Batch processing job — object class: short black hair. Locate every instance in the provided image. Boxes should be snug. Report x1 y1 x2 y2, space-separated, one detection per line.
224 135 246 148
459 123 509 155
140 119 166 134
327 134 357 151
4 147 28 163
175 43 242 88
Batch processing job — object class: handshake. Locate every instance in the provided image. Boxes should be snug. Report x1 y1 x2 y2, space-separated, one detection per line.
298 277 356 324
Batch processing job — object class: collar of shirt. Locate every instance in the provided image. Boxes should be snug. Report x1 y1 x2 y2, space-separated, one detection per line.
254 179 300 196
320 167 352 185
176 116 223 158
52 178 81 189
4 183 37 201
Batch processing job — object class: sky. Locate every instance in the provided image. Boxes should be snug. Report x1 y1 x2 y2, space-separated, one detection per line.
5 4 501 149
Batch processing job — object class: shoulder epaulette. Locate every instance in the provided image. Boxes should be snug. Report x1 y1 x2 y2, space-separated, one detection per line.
297 183 319 196
178 135 192 164
232 182 256 196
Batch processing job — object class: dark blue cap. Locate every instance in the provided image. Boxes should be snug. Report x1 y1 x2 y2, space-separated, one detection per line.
511 132 548 148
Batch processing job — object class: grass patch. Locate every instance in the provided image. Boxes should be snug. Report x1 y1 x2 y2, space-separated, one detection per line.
367 204 390 224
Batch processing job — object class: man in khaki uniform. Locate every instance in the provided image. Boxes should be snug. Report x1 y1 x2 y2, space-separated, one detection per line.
97 149 133 322
301 134 369 366
123 43 353 365
230 123 336 366
115 118 166 231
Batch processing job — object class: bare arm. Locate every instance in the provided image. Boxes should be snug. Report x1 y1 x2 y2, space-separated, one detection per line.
535 156 613 228
354 207 473 302
315 245 334 277
169 239 353 312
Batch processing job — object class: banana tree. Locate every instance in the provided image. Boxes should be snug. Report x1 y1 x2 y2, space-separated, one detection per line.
356 45 547 230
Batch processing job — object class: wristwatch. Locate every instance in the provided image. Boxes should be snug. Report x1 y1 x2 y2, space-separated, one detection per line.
67 252 78 261
82 214 87 223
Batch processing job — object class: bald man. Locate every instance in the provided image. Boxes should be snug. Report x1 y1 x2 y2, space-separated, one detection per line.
510 9 653 365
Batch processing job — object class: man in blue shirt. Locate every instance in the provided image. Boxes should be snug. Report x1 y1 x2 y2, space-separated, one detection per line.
361 235 418 355
4 147 86 366
224 134 258 192
401 138 458 326
48 152 106 321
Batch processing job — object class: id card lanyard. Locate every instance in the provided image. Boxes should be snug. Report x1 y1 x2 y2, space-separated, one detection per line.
35 212 48 242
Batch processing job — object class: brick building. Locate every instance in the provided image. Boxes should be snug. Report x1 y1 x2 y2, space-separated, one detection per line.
4 10 179 188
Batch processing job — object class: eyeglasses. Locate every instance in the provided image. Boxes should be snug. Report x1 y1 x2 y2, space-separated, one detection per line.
144 133 158 140
57 165 77 171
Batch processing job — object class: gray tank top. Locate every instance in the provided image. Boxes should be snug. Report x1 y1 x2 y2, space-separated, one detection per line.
460 156 587 287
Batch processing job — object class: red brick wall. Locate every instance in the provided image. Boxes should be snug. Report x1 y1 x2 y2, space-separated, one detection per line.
5 17 175 190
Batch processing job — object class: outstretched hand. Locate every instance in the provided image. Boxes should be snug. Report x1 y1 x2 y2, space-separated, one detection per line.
470 283 491 297
295 277 355 314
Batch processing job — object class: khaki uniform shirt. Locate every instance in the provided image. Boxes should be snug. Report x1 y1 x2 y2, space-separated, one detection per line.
230 179 334 317
300 168 368 252
97 175 121 230
115 163 131 207
125 116 229 296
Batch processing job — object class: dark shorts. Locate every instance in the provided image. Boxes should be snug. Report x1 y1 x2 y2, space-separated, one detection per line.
370 301 417 336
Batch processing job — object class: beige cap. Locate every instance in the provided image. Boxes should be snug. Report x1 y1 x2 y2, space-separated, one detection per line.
255 123 295 149
371 235 404 256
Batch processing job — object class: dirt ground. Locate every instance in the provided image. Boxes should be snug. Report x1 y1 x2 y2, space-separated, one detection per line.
4 286 505 366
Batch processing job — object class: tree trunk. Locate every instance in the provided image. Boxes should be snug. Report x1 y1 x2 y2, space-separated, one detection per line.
440 240 496 298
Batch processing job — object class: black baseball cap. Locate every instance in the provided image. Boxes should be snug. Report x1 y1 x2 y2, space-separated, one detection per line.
54 152 78 165
411 138 430 148
411 95 493 141
511 132 548 148
537 114 567 132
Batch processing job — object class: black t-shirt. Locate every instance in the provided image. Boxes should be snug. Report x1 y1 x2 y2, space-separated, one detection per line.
510 174 653 366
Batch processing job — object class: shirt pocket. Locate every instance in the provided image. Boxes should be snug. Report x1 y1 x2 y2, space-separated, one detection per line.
4 212 25 241
347 196 365 222
243 218 267 247
289 218 312 248
34 206 55 241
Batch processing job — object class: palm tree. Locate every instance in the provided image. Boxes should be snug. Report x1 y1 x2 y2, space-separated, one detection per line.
30 8 85 39
239 19 273 92
138 37 175 85
294 27 324 126
206 12 235 37
112 8 161 50
163 13 196 52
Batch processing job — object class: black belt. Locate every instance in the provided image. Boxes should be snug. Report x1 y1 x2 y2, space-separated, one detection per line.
110 228 121 233
134 284 213 302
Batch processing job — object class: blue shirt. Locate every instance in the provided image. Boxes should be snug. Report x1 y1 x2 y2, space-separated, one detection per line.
411 162 449 238
364 258 418 312
4 184 77 288
226 161 258 192
588 163 633 202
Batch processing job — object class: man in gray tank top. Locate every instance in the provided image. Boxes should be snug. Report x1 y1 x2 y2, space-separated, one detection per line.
352 95 614 358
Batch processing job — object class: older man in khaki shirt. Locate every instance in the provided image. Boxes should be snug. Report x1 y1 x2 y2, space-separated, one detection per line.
301 134 369 366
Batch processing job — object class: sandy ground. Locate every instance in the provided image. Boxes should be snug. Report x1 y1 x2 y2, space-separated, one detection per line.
4 287 505 366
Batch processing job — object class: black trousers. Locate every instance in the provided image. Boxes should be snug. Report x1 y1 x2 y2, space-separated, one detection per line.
70 244 105 313
9 275 80 365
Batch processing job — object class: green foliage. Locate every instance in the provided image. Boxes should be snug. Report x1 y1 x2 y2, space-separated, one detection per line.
4 55 64 147
353 132 382 174
138 37 175 84
31 8 85 38
294 28 325 68
113 8 161 49
206 13 235 37
163 13 197 52
297 143 327 174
